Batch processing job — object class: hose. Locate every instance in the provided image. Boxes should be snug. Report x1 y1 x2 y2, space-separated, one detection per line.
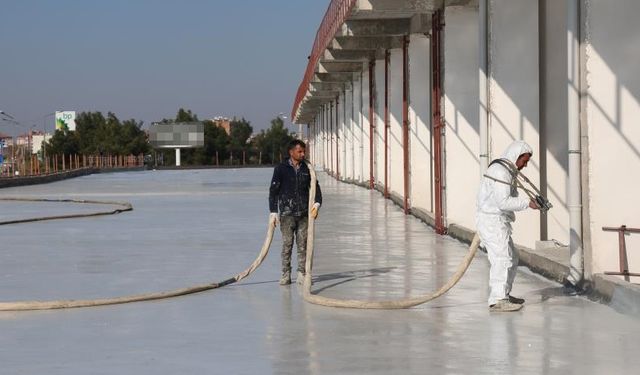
0 165 479 311
301 161 480 309
0 197 275 311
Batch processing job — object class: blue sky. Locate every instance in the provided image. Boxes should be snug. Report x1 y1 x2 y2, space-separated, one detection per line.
0 0 328 136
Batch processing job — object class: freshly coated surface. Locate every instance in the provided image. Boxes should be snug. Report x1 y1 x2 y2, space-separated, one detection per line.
1 169 638 374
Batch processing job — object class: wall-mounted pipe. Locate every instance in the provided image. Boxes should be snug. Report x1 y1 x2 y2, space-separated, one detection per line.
432 10 445 234
479 0 490 174
330 102 334 174
369 60 375 189
402 35 411 215
384 49 390 199
336 95 340 179
567 0 583 285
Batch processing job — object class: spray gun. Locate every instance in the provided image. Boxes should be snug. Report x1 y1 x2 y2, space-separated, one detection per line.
487 159 553 212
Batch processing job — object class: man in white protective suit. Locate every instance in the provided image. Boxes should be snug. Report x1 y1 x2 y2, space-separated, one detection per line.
476 140 539 312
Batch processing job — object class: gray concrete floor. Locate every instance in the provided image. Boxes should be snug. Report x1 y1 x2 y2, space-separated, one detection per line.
1 169 639 374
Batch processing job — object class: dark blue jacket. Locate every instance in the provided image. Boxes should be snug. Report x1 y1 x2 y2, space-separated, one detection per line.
269 159 322 216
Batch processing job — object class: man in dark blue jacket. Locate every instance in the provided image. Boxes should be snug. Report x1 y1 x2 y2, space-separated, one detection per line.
269 139 322 285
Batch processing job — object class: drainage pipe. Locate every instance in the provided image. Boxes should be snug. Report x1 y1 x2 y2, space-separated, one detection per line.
432 10 446 234
369 60 375 189
402 35 410 215
478 0 490 173
567 0 584 285
384 49 390 198
336 95 340 179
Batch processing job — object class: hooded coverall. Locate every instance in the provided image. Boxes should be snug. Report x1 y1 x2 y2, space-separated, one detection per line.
476 141 533 306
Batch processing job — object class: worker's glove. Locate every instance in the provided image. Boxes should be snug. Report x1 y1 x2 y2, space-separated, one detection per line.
529 199 540 210
269 212 279 227
310 202 321 219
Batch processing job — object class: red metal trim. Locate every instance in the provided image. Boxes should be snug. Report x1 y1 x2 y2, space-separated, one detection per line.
384 50 390 199
292 0 358 121
369 60 375 189
336 96 340 179
432 10 446 234
402 35 410 215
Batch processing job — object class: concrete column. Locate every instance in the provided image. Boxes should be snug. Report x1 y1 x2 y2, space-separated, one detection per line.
175 148 181 167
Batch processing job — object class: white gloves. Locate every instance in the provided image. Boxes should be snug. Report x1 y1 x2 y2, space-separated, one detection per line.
311 202 321 219
269 212 279 227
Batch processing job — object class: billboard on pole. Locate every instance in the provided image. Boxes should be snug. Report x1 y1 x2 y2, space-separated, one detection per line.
55 111 76 131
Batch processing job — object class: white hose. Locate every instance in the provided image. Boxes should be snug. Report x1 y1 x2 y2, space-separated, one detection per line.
301 161 480 309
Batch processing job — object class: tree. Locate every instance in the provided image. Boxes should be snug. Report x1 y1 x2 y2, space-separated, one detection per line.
253 117 295 164
191 120 230 165
45 111 149 157
228 118 253 163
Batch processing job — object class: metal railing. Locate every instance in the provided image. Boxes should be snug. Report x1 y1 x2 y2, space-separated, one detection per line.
603 225 640 281
1 154 144 178
291 0 357 122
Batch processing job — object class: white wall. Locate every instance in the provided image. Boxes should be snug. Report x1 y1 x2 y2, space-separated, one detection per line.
443 6 480 230
408 34 433 212
488 0 540 246
585 0 640 279
388 49 404 199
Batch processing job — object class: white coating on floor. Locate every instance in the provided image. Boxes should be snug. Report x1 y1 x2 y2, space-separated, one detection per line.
1 169 638 374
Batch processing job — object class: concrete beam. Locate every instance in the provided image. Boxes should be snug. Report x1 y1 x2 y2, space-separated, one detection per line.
321 49 373 62
310 82 348 91
339 19 411 36
307 90 341 98
351 0 440 19
318 61 364 73
330 36 404 50
314 72 354 83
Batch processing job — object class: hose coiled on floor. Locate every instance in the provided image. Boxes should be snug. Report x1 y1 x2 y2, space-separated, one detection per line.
0 197 275 311
0 165 479 311
301 161 481 309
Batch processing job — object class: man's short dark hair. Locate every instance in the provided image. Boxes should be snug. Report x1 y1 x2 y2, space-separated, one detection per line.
287 139 306 151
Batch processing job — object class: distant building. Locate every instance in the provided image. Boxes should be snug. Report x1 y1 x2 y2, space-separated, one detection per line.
31 132 52 154
210 117 232 135
13 131 50 154
0 133 12 148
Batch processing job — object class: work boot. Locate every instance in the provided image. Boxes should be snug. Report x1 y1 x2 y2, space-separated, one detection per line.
279 271 291 286
508 295 525 304
489 299 523 312
296 271 305 285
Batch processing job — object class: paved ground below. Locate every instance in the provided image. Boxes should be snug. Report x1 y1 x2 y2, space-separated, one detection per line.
1 169 638 374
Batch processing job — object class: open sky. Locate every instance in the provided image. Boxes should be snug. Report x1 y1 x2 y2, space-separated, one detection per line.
0 0 328 136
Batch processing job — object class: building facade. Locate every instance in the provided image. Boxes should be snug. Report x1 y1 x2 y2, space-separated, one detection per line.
293 0 640 285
